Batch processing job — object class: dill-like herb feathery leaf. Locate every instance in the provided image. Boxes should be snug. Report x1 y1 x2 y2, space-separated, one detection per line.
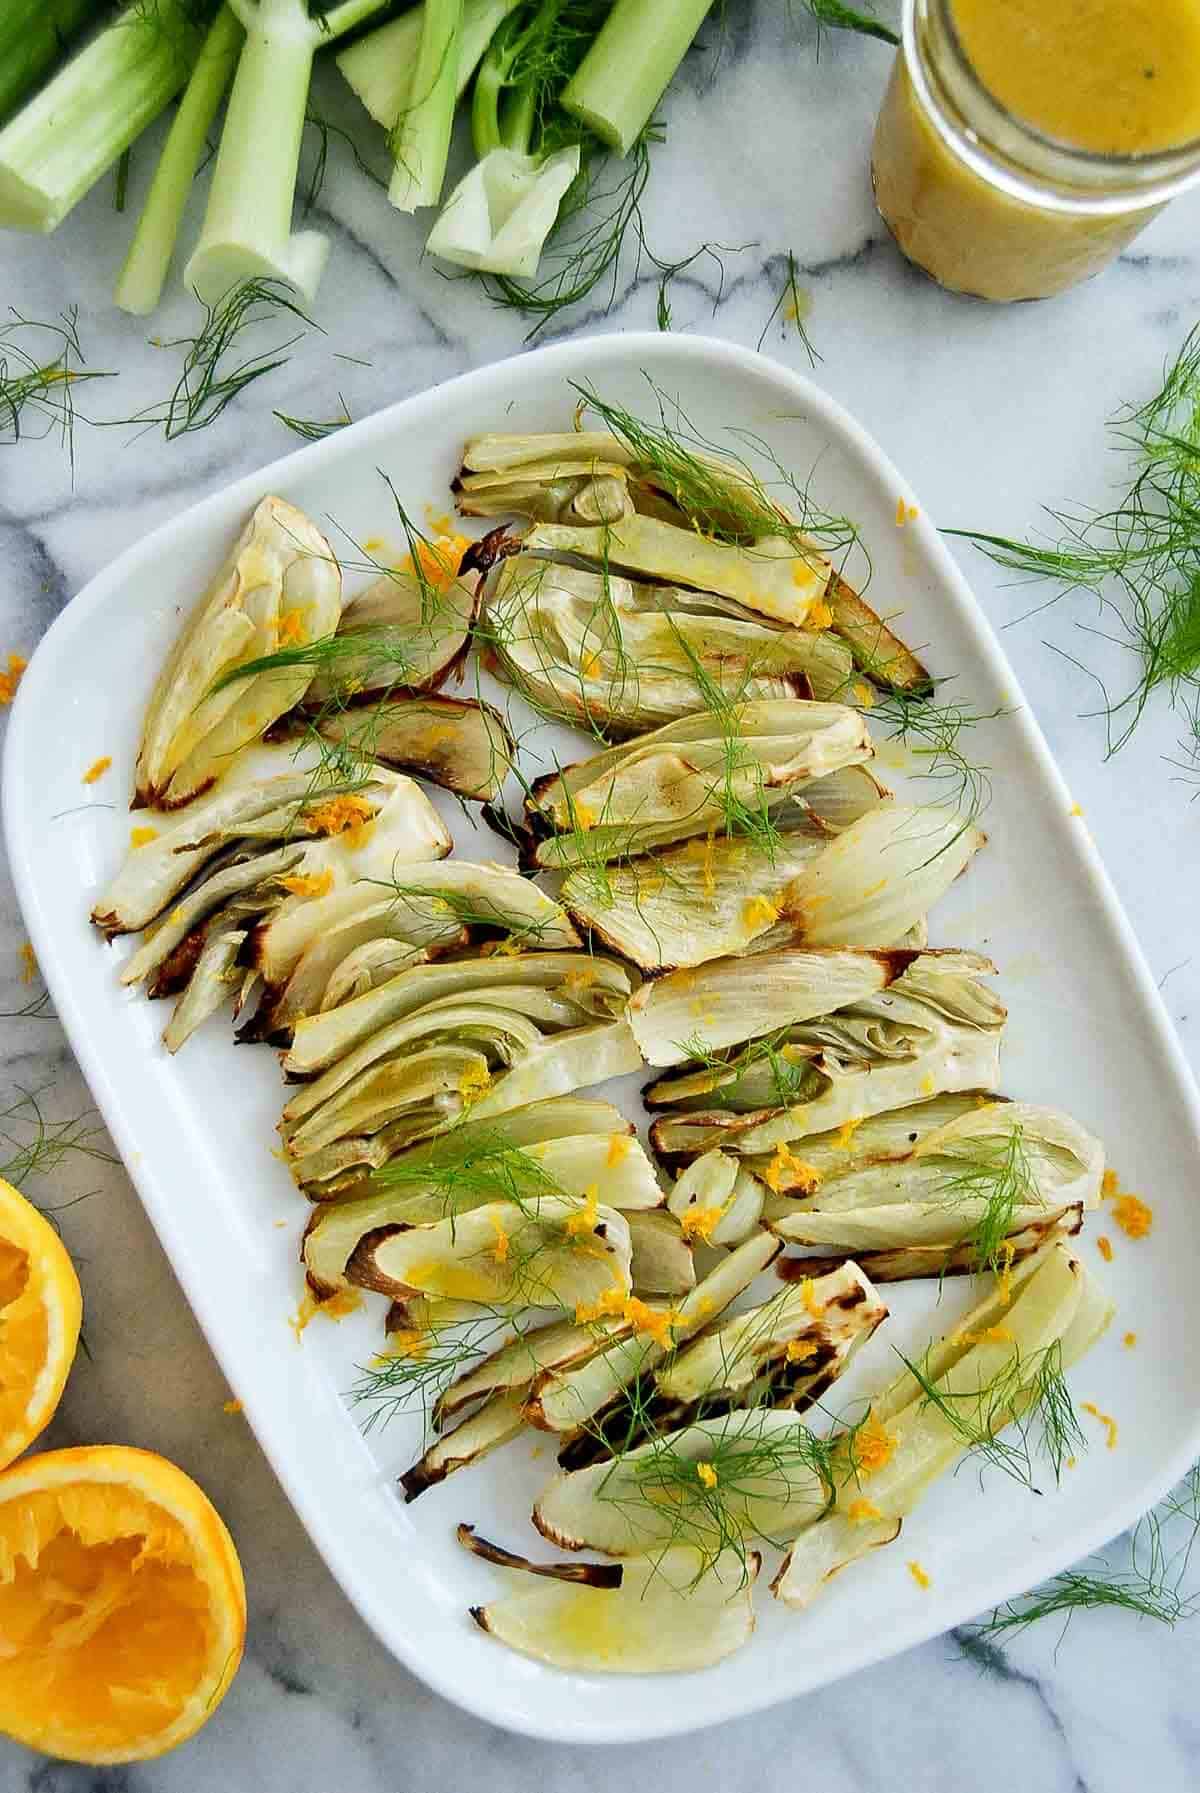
935 1121 1038 1275
0 1087 116 1189
0 309 111 471
953 322 1200 751
794 0 900 46
757 249 819 367
137 279 317 440
972 1461 1200 1640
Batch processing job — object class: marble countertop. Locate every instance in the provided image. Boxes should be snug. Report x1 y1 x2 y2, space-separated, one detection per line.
3 5 1200 1787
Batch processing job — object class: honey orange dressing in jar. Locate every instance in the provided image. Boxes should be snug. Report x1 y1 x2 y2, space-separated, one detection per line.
872 0 1200 301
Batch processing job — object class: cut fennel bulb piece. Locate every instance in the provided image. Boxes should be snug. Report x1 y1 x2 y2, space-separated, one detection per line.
116 6 244 315
426 145 580 277
388 0 464 212
0 0 207 233
185 0 387 305
337 0 519 131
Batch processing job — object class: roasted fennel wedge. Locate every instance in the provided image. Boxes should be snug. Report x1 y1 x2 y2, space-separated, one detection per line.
526 700 872 868
764 1101 1102 1269
468 1543 760 1674
563 802 983 970
135 496 342 809
773 1242 1113 1606
646 951 1005 1152
483 553 852 732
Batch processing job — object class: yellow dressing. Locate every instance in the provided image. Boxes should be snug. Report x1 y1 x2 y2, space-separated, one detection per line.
951 0 1200 156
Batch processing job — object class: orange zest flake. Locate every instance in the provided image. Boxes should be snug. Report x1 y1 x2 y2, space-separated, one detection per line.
375 1328 430 1363
305 793 374 837
571 798 598 831
458 1062 492 1106
574 1287 627 1324
696 1461 718 1489
853 1412 898 1478
741 893 780 932
129 825 158 848
1123 1331 1138 1349
847 1498 882 1524
278 867 335 900
1096 1235 1114 1262
82 755 112 785
562 966 597 996
222 1399 243 1415
799 1278 825 1319
18 942 37 985
565 1185 600 1238
606 1133 631 1168
1082 1402 1119 1450
1069 802 1084 818
763 1142 821 1195
273 607 308 647
1101 1168 1120 1200
680 1204 723 1243
907 1559 931 1590
409 532 469 591
785 1337 819 1364
853 680 876 709
807 598 834 631
1112 1194 1153 1239
622 1298 676 1346
833 1117 863 1153
580 649 602 679
683 831 718 898
424 508 452 537
289 1286 361 1338
895 495 908 527
957 1323 1015 1346
0 652 27 704
488 1213 511 1265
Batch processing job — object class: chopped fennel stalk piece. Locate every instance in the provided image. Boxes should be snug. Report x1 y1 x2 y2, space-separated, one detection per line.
561 0 714 157
388 0 463 213
470 1546 759 1674
134 495 342 808
0 0 101 127
427 144 581 276
0 0 212 233
336 0 520 130
115 6 244 315
185 0 391 305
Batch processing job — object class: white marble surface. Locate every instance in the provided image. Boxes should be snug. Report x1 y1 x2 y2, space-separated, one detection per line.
3 4 1200 1786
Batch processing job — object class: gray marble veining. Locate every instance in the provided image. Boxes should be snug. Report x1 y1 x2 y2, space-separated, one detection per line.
2 5 1200 1787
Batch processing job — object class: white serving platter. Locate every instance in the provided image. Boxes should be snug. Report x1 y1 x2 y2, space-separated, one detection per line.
6 332 1200 1744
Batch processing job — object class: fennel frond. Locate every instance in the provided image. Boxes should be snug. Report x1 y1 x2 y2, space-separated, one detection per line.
757 249 819 367
953 321 1200 752
934 1122 1038 1276
136 278 316 440
0 1087 116 1189
971 1462 1200 1641
0 309 111 472
892 1337 1085 1493
793 0 899 47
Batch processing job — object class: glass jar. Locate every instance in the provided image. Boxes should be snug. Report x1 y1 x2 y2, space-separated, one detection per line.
872 0 1200 302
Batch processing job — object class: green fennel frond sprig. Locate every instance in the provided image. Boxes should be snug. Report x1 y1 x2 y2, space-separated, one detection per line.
596 1400 838 1584
757 249 819 367
867 684 1002 837
0 1087 116 1190
934 1122 1039 1277
952 322 1200 752
275 398 353 441
137 279 318 441
672 1029 818 1109
572 374 863 563
894 1336 1086 1494
0 309 113 475
366 880 564 949
794 0 899 47
971 1461 1200 1642
348 1312 510 1435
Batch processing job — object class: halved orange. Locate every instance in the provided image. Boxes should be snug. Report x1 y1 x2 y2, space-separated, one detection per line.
0 1444 246 1763
0 1175 81 1468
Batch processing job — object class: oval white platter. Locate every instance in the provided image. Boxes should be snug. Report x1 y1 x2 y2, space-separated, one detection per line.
5 332 1200 1744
